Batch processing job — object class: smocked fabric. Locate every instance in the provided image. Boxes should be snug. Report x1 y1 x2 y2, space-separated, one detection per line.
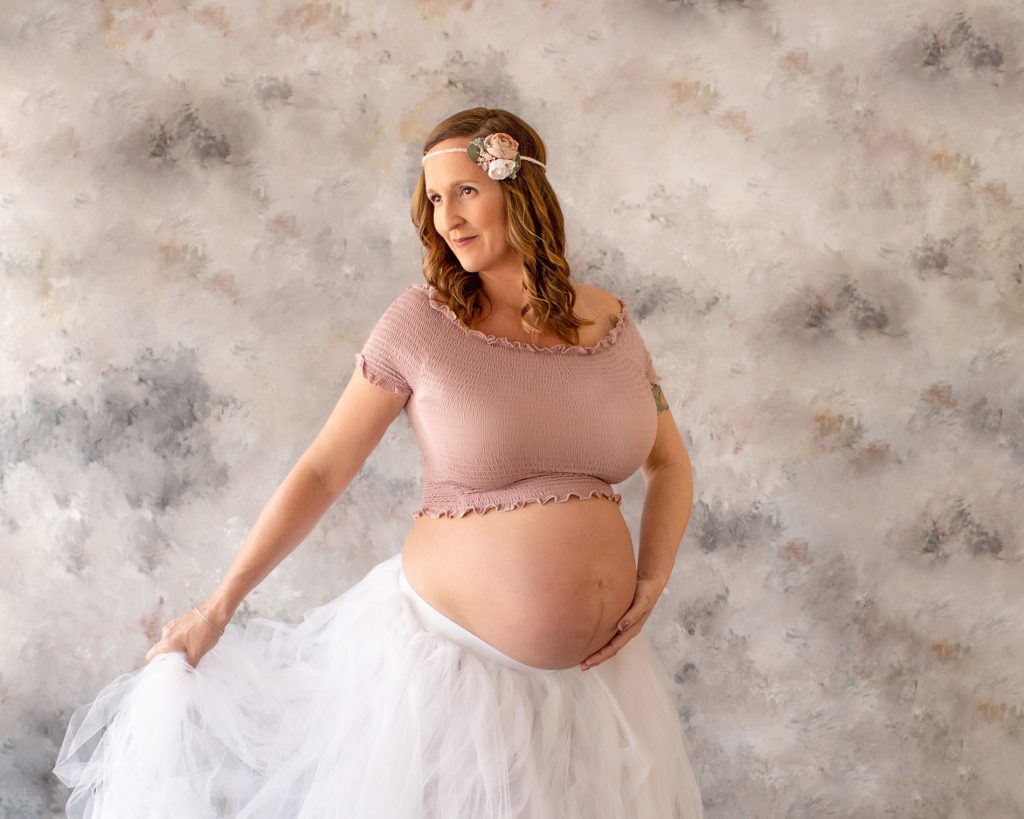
354 283 662 519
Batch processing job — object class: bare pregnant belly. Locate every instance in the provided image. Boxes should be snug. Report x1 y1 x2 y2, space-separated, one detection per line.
400 496 638 671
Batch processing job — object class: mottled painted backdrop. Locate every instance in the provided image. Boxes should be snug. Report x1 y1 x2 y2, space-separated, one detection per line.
3 1 1023 816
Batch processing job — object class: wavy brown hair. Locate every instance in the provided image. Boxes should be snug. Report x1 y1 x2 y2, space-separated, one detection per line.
409 107 595 345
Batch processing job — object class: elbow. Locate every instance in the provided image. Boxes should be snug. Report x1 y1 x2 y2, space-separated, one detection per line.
301 456 346 502
640 458 691 485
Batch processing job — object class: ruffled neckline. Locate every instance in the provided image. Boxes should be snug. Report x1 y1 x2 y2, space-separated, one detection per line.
418 283 630 355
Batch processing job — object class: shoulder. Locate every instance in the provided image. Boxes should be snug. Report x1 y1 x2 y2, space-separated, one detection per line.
378 282 432 316
576 283 625 318
364 283 435 337
399 281 431 302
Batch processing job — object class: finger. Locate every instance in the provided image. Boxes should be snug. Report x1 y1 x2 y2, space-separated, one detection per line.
580 631 633 670
146 642 171 663
617 605 650 633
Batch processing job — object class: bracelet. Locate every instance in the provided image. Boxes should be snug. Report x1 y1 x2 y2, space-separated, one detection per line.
193 605 226 635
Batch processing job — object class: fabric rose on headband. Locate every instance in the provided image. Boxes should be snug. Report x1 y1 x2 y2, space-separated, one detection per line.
483 133 519 160
468 132 524 181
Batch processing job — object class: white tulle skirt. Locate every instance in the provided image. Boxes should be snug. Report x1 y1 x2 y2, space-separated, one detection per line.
53 551 704 818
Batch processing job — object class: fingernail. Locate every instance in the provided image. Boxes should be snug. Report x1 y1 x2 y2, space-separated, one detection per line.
619 620 630 631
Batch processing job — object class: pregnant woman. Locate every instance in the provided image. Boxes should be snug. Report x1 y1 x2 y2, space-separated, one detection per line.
53 107 704 818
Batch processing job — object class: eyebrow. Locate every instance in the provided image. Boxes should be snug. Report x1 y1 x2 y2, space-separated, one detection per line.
425 180 477 195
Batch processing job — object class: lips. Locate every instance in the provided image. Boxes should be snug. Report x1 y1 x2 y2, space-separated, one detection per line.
453 236 476 248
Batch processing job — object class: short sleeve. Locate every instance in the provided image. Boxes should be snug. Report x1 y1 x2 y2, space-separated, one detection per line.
353 287 422 398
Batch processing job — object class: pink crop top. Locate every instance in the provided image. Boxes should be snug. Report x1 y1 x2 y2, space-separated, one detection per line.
353 282 662 519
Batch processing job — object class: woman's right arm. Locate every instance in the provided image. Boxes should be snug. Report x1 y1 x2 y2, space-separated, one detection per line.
204 367 410 621
146 367 409 665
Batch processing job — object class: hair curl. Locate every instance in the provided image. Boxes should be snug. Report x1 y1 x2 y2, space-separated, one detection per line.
409 107 594 346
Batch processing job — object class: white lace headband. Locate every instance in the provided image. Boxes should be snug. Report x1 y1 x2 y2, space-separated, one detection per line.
421 131 546 181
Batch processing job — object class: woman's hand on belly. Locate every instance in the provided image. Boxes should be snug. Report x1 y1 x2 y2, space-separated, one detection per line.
578 572 667 671
403 496 640 670
467 567 637 669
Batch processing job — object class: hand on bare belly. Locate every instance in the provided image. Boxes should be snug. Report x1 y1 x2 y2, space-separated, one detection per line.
401 497 639 671
473 562 636 670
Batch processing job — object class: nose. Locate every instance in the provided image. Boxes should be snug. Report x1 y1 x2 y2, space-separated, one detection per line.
436 203 467 239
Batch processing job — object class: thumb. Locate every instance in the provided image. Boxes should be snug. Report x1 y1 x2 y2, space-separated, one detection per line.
618 591 657 632
617 610 636 632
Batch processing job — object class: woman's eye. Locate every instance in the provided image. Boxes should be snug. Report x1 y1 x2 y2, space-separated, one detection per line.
429 187 474 204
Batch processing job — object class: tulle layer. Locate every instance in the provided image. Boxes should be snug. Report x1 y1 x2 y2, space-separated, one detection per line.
53 552 704 818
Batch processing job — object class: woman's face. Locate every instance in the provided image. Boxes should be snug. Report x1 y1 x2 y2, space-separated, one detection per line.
424 138 512 274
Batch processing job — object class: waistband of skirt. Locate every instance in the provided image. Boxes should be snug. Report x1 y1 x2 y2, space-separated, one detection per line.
397 566 562 675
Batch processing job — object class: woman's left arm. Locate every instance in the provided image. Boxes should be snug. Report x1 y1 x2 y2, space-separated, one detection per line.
580 386 694 670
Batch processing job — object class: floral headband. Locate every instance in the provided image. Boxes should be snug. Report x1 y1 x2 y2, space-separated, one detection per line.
421 132 547 181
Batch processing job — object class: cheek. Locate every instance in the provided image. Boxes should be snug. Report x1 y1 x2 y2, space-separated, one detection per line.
488 199 506 233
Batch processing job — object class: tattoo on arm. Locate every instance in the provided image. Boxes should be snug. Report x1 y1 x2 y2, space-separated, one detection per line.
652 383 668 412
